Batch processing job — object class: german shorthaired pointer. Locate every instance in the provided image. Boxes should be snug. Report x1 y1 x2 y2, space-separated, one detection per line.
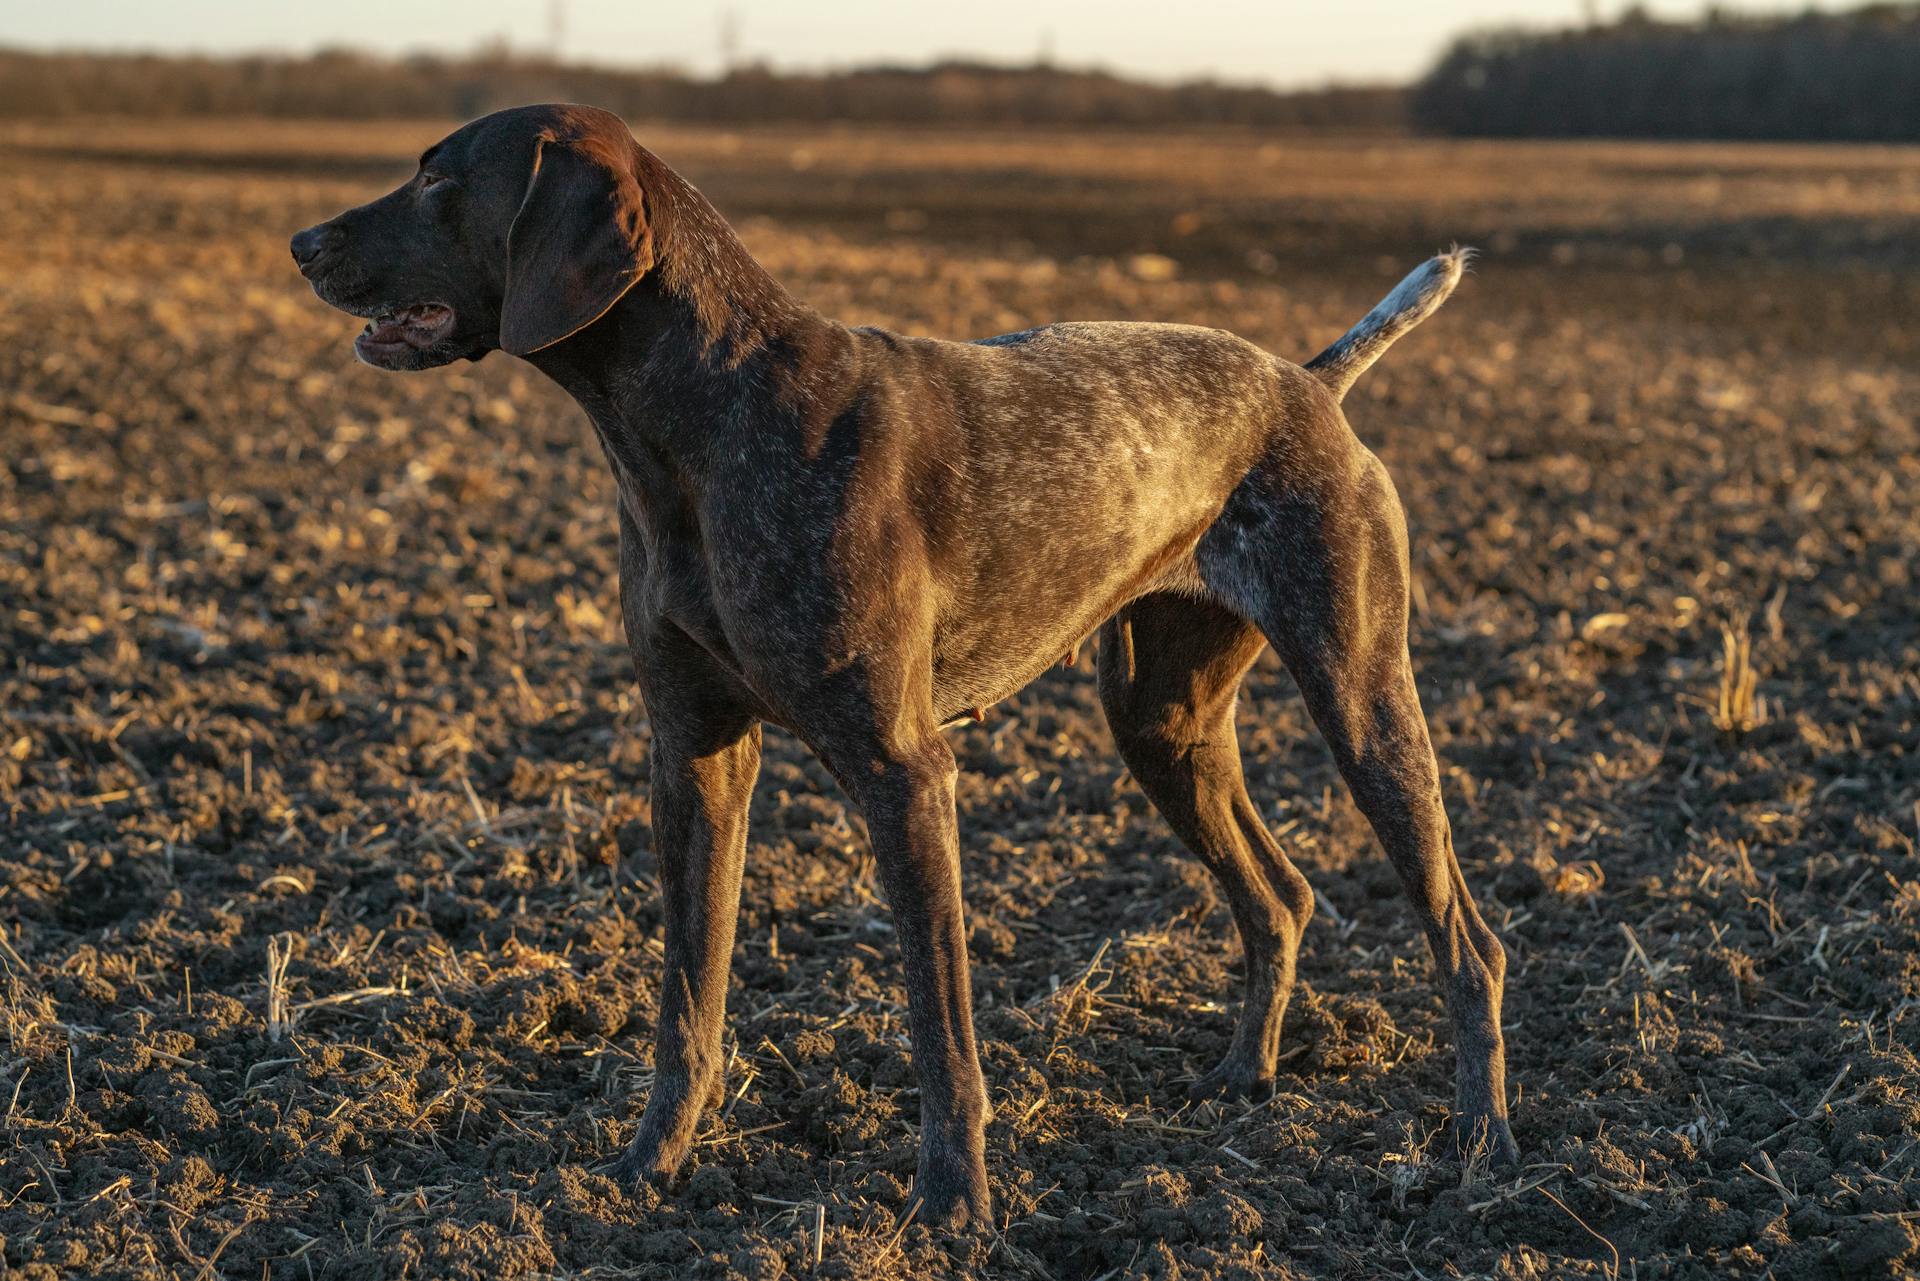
292 103 1516 1231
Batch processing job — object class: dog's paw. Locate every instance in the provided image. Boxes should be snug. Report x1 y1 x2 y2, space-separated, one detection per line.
915 1176 993 1235
1452 1112 1521 1172
608 1133 691 1190
1187 1059 1277 1104
606 1147 666 1188
913 1146 993 1234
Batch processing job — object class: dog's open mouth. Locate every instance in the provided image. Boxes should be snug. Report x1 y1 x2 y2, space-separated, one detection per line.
354 303 455 360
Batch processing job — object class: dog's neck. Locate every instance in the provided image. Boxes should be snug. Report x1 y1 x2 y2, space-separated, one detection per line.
526 158 846 507
531 152 837 413
635 148 810 358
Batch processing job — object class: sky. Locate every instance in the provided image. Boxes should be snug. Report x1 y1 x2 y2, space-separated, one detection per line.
0 1 1871 88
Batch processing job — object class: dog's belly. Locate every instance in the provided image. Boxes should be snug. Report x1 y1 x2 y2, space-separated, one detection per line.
923 477 1225 721
928 549 1204 723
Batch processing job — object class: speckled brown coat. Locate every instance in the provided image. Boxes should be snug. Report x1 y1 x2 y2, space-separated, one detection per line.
292 103 1515 1231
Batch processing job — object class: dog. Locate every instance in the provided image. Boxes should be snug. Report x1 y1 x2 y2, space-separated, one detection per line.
292 103 1516 1230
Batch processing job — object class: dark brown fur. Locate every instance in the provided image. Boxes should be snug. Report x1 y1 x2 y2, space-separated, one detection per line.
292 103 1516 1230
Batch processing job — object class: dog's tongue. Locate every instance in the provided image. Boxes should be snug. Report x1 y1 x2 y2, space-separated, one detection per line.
366 304 452 348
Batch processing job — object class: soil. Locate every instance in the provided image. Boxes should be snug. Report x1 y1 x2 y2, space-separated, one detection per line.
1 120 1917 1279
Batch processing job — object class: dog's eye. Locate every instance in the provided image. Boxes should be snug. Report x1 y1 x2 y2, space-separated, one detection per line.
419 172 450 190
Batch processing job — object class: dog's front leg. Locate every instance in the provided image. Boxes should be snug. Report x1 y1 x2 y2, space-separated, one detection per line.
835 734 992 1231
613 708 762 1186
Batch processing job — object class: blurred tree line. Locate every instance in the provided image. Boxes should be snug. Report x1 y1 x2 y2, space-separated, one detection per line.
0 46 1403 129
1414 2 1920 140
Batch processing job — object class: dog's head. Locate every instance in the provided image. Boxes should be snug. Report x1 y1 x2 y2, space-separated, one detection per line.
291 104 655 371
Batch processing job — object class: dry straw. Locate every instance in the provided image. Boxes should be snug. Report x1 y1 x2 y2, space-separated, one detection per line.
1713 613 1765 737
264 934 295 1042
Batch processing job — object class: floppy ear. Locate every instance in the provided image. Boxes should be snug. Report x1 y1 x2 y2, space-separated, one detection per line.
499 134 655 357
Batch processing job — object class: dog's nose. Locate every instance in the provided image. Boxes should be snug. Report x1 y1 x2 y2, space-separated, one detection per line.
290 223 344 270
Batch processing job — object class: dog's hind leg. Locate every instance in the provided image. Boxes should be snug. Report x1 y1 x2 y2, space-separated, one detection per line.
1097 593 1316 1101
1199 442 1517 1165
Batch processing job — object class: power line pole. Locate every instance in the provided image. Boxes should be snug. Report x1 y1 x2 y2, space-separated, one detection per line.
719 9 741 74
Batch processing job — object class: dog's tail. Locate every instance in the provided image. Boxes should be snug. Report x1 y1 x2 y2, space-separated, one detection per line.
1304 247 1473 402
